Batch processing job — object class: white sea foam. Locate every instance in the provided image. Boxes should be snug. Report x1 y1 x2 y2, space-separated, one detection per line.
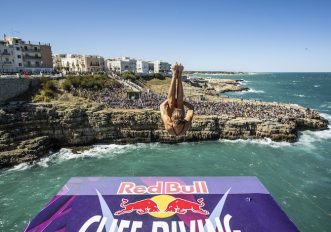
42 144 145 167
219 113 331 149
219 138 291 148
240 80 251 86
314 85 320 88
230 88 265 95
248 89 265 93
295 113 331 149
320 113 331 122
6 162 31 172
5 144 147 172
294 94 305 98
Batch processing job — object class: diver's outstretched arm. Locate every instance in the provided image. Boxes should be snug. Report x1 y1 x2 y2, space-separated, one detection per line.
167 64 178 109
176 64 184 109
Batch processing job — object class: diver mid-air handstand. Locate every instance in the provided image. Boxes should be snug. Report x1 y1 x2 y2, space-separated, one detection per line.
160 63 194 136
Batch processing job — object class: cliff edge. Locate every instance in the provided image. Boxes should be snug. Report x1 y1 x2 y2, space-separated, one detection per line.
0 101 328 167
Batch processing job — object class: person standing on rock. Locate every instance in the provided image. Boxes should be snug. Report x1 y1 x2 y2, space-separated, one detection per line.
160 63 194 136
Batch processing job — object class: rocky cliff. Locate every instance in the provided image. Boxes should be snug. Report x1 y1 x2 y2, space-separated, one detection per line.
0 102 328 167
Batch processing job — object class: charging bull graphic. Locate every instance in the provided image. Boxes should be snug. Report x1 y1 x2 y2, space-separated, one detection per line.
115 197 209 216
165 197 209 215
114 198 160 215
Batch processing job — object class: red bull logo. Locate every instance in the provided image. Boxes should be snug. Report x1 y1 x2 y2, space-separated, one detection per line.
115 196 209 216
165 198 209 215
117 181 208 195
114 198 160 215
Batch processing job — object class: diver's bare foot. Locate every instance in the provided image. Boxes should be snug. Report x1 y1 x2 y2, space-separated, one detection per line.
177 64 184 76
172 63 180 78
171 63 177 73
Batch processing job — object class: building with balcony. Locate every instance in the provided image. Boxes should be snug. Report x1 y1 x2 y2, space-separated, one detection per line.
154 60 171 74
53 54 104 73
4 35 53 72
106 57 136 73
136 60 149 74
0 40 16 73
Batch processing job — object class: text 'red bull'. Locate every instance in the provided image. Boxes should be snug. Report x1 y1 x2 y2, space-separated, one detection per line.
117 181 208 194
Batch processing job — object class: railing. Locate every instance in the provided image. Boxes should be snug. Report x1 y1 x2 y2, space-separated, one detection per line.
1 61 13 65
22 48 41 52
2 51 12 55
23 55 42 59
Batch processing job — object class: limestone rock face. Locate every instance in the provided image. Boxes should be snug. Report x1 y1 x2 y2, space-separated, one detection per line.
0 102 328 167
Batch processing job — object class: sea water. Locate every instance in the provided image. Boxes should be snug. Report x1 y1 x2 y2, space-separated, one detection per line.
0 73 330 231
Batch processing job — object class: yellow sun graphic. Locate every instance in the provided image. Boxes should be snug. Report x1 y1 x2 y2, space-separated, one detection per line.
149 195 176 218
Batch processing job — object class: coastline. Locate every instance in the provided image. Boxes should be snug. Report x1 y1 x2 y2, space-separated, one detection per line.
0 99 328 168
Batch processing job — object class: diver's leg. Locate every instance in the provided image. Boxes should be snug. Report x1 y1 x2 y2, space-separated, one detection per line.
167 64 178 110
176 64 184 109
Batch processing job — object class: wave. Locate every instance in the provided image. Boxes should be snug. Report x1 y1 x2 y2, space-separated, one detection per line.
248 89 265 93
293 94 305 98
240 80 251 86
219 138 291 148
319 113 331 122
220 113 331 148
314 85 320 88
228 88 265 95
5 144 148 173
296 113 331 149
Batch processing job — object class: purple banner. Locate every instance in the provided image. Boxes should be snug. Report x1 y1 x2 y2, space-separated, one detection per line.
24 176 299 232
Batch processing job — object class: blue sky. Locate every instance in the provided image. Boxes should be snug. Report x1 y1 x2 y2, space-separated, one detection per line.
1 0 330 71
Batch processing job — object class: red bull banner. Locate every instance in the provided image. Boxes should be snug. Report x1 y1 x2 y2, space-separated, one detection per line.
24 177 299 232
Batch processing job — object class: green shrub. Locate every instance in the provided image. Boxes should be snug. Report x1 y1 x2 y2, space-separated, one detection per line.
61 80 72 91
60 74 120 90
121 71 136 80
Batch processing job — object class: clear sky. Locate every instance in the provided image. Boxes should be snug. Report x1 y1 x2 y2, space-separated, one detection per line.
1 0 330 72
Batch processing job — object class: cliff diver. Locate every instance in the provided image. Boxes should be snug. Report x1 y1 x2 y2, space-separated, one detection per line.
160 63 194 136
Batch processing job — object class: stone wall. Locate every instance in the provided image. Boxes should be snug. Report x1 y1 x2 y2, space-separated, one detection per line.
0 77 39 104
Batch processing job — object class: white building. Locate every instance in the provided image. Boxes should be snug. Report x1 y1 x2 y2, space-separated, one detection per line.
53 54 104 73
0 40 16 73
154 60 171 74
136 60 149 74
106 57 136 73
4 35 53 72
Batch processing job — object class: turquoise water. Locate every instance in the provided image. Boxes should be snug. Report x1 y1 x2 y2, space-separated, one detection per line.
1 73 331 231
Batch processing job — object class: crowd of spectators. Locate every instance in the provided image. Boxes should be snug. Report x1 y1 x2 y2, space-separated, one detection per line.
69 84 317 123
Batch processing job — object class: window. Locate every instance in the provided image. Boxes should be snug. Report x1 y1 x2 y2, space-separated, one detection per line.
17 55 21 59
24 46 27 50
16 47 20 51
19 63 22 67
36 61 40 66
34 47 37 51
